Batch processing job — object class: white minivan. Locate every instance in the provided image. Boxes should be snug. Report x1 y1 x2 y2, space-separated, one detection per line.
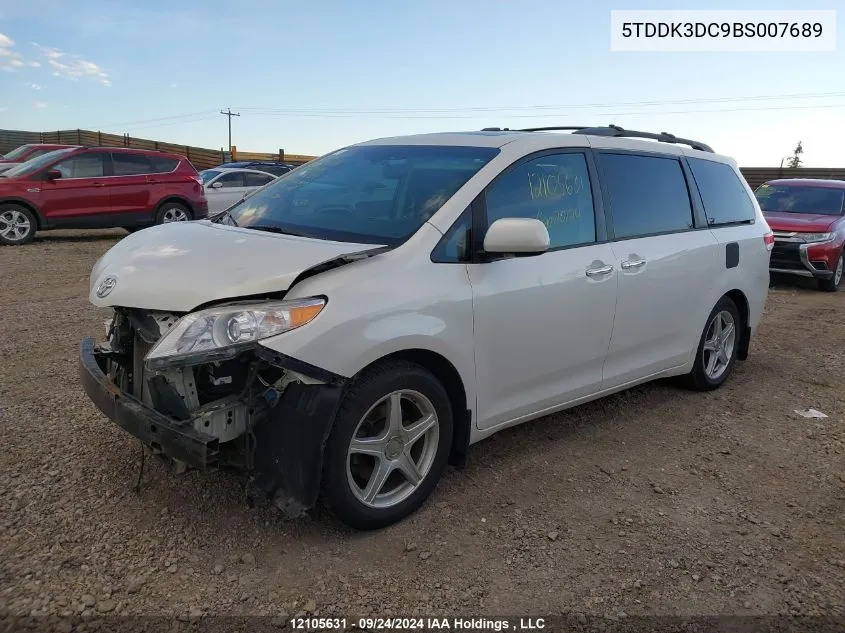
80 126 773 529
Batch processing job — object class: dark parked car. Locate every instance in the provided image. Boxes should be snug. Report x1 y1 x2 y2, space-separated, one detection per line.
755 178 845 292
215 160 295 177
0 147 208 245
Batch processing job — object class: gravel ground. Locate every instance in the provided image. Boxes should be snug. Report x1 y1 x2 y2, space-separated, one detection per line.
1 230 844 626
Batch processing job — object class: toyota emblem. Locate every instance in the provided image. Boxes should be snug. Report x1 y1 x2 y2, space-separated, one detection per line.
95 276 117 298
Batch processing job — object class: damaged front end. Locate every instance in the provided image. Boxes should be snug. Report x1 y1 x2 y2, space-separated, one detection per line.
79 306 346 518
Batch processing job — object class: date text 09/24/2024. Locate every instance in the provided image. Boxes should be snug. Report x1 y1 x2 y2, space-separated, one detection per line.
290 617 547 631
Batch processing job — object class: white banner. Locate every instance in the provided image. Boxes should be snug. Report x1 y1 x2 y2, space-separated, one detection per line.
610 10 837 52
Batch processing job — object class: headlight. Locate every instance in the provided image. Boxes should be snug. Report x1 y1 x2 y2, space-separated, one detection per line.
144 297 325 369
799 232 834 243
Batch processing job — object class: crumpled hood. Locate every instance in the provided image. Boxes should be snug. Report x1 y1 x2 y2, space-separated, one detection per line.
89 221 385 312
762 211 839 232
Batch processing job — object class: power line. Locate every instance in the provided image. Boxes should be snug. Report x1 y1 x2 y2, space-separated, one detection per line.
129 115 220 132
89 110 219 130
220 107 240 150
237 101 845 120
231 90 845 115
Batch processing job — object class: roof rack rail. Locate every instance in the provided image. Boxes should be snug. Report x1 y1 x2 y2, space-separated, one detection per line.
569 124 714 153
480 124 714 153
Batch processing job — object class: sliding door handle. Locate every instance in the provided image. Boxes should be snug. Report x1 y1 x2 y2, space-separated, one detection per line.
585 264 614 278
621 258 646 270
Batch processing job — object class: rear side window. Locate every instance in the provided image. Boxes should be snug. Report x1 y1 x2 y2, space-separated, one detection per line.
244 172 275 187
112 153 152 176
259 165 291 176
688 158 756 225
150 156 179 173
597 153 693 239
485 152 596 249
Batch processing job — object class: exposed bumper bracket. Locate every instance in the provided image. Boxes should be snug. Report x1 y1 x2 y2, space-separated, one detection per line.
79 338 220 469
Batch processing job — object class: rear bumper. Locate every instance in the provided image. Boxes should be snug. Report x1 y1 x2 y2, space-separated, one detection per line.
79 338 219 468
770 241 835 280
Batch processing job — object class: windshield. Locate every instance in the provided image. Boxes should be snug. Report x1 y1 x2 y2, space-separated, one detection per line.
1 145 35 161
223 144 499 245
755 184 845 216
0 148 77 178
200 169 222 184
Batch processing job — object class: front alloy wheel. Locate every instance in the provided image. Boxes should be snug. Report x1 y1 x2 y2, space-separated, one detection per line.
322 360 453 529
819 253 843 292
0 205 37 245
347 390 440 508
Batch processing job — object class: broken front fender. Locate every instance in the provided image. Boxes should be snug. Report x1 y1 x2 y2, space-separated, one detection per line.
248 348 347 517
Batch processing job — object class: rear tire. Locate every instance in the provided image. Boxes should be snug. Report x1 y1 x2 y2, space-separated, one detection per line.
818 251 843 292
680 296 742 391
154 202 192 225
321 360 453 530
0 204 37 245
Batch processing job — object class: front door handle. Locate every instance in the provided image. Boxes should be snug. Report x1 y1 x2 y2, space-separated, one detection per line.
585 264 614 278
92 182 106 187
621 258 646 270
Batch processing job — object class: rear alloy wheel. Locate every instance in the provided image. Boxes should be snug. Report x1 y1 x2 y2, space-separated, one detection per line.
819 252 843 292
0 204 37 245
680 296 741 391
155 203 191 225
321 360 453 530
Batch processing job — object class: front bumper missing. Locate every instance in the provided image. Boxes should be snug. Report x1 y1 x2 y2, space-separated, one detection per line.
79 338 220 468
79 337 347 517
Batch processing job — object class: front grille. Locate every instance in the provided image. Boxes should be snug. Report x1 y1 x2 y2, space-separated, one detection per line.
770 243 804 271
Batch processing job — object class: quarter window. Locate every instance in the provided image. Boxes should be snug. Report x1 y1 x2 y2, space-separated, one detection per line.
52 153 107 178
485 153 596 249
432 208 472 263
150 156 179 173
597 153 693 239
687 157 756 225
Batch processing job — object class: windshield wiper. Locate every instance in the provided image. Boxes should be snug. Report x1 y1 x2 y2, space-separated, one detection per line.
247 225 315 238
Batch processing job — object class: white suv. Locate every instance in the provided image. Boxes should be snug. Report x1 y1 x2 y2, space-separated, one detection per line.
80 125 773 529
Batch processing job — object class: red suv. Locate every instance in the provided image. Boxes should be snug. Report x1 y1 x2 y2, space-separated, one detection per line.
0 146 208 245
0 143 77 165
754 178 845 292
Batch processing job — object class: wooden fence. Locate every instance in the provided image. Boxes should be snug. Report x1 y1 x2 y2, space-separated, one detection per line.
2 129 845 186
0 129 316 171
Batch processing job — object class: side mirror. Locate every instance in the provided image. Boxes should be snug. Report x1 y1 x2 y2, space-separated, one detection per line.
210 181 224 189
45 169 62 180
483 218 550 255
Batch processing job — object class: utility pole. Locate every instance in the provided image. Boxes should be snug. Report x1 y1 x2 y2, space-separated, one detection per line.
219 107 240 151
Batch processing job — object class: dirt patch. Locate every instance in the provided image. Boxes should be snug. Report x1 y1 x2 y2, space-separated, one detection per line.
1 230 843 622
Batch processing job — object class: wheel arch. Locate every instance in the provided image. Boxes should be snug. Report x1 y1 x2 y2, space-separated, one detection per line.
354 348 471 470
724 288 751 361
0 197 44 229
155 196 194 217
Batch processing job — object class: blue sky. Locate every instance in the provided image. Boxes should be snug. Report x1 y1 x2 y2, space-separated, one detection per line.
0 0 842 166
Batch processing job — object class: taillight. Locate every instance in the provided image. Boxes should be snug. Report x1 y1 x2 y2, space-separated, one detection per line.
763 231 775 251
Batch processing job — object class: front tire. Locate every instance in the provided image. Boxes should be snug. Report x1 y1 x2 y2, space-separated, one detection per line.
818 251 843 292
680 296 742 391
321 360 453 530
154 202 192 225
0 204 37 245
